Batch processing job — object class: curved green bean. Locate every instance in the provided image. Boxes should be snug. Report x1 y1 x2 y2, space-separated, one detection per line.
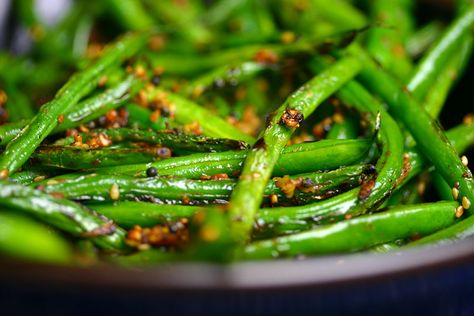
349 43 474 214
0 181 127 251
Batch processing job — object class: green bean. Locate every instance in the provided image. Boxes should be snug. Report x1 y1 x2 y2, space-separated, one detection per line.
238 202 458 260
104 0 155 31
309 58 404 218
348 43 474 214
0 211 73 264
407 6 474 99
417 2 472 204
236 0 276 37
152 89 255 143
54 76 136 132
228 56 361 243
32 145 169 170
144 0 212 45
183 62 267 98
418 36 474 197
0 181 127 251
203 0 246 27
394 121 474 191
0 31 151 176
326 113 359 140
423 57 462 118
97 138 371 178
38 164 367 203
0 121 26 146
366 0 413 80
407 21 444 58
3 81 35 120
385 178 422 207
431 123 474 201
9 169 60 186
275 0 365 38
53 127 247 154
91 202 200 228
336 83 404 212
202 0 276 42
92 202 308 236
431 172 454 201
126 103 169 131
312 0 368 31
146 37 323 76
410 209 474 247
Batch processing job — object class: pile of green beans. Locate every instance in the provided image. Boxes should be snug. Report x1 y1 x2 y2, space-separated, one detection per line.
0 0 473 266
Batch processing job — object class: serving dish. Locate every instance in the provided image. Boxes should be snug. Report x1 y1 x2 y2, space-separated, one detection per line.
2 237 474 315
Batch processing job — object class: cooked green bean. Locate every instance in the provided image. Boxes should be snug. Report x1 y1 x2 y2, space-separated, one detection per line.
366 0 414 80
105 0 155 31
2 81 35 121
126 103 169 131
239 202 458 260
410 209 474 247
407 6 474 99
326 113 359 140
91 201 201 228
309 59 404 220
407 21 443 58
53 127 247 154
97 138 371 178
54 76 136 132
32 145 170 169
0 181 127 251
183 62 267 98
0 211 73 264
38 164 367 203
146 89 255 143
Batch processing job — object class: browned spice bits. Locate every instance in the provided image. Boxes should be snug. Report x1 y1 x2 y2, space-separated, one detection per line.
279 108 304 128
126 219 189 250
